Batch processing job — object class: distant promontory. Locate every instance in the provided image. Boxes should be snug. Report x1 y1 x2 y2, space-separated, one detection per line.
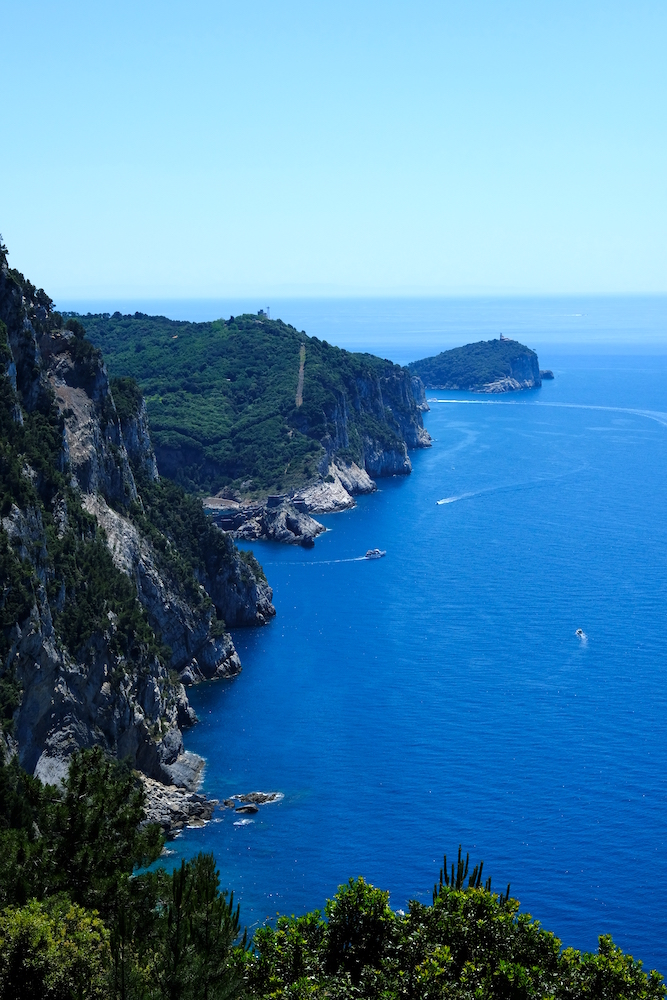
409 336 550 393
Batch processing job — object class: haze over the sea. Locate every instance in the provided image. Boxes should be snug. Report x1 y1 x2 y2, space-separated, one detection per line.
59 296 667 364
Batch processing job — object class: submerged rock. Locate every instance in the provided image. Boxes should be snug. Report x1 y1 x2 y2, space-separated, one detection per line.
233 791 284 804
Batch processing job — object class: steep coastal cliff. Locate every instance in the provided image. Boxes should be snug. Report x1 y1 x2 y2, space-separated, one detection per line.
409 337 544 392
0 243 273 793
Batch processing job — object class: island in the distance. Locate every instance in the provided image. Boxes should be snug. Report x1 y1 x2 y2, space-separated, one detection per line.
409 335 554 392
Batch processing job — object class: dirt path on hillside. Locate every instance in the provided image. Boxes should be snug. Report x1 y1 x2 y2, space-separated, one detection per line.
295 344 306 407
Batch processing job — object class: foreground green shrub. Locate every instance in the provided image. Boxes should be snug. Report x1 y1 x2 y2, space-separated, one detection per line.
0 899 109 1000
244 865 665 999
324 877 394 984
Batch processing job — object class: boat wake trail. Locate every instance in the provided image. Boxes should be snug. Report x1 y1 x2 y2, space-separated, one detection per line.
436 468 585 507
436 493 475 505
263 556 370 567
428 398 667 428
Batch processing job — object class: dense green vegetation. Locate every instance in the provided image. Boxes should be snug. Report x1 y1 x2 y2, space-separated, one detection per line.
408 338 539 389
0 746 244 999
78 311 410 496
0 750 662 999
247 870 665 999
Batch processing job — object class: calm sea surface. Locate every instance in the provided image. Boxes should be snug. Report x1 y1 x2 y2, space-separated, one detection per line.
96 297 667 973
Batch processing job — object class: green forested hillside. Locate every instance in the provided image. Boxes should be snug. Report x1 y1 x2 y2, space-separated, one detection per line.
78 311 418 496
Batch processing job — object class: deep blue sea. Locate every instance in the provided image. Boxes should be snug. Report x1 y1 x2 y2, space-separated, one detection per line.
83 297 667 974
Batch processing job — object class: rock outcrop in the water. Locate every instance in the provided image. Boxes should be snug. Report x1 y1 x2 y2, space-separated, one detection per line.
409 337 545 392
0 241 273 792
204 456 380 540
204 496 325 547
140 775 218 835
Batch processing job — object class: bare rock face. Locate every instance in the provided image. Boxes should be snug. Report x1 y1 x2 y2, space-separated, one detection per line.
116 396 159 481
82 494 241 682
411 375 430 412
294 477 356 514
8 578 193 787
292 460 377 515
364 443 413 477
374 370 432 452
43 336 138 506
480 376 533 393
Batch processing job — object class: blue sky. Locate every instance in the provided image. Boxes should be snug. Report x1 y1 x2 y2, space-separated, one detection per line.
2 1 666 298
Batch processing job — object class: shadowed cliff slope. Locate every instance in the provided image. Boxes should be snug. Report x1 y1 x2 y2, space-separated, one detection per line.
0 240 273 790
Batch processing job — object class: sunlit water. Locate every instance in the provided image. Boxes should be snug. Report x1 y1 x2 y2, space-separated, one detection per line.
164 351 667 973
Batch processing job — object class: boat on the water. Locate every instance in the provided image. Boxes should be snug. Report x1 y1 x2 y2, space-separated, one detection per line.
365 548 386 559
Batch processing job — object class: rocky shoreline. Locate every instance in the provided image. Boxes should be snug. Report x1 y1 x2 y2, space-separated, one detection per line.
204 495 325 547
141 774 218 834
142 776 285 837
204 459 385 545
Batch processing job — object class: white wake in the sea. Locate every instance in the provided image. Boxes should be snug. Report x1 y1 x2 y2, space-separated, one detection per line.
427 398 667 428
436 467 586 507
263 556 372 566
436 493 475 505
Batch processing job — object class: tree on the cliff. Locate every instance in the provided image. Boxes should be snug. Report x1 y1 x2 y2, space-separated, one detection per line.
43 748 163 917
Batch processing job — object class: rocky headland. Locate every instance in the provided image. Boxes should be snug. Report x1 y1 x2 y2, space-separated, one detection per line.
80 310 433 503
204 455 409 544
203 457 382 544
409 336 548 393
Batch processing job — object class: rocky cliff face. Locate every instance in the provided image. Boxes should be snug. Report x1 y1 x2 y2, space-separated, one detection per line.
479 351 541 392
117 395 160 482
0 244 273 792
302 367 431 480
